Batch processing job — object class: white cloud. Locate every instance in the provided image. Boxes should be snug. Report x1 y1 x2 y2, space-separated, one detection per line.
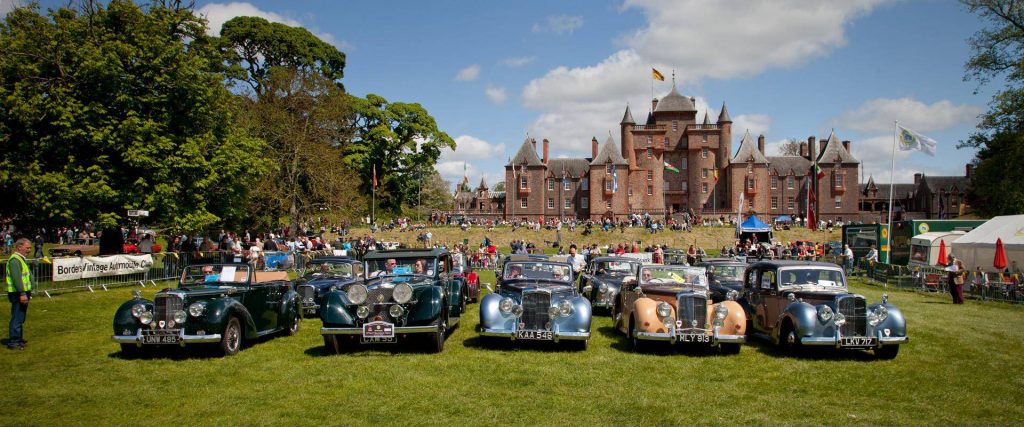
197 2 347 49
455 64 481 81
833 98 983 133
733 114 772 138
485 85 508 104
0 0 23 18
440 135 506 163
532 15 583 35
502 56 537 67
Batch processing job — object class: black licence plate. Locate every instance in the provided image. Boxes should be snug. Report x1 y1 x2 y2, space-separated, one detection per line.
515 330 553 340
142 333 180 345
360 336 397 344
678 333 710 343
840 337 876 347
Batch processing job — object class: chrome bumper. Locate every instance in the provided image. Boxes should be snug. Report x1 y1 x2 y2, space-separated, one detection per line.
480 328 590 341
801 334 909 347
321 325 438 335
112 329 222 346
635 329 745 345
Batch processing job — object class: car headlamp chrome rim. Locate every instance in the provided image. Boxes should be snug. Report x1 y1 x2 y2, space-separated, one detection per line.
139 311 153 325
356 305 370 318
714 305 729 320
656 302 672 318
499 297 514 314
512 304 524 317
727 290 739 301
558 300 573 317
348 284 368 305
131 304 146 318
188 302 206 317
833 312 846 327
817 305 834 322
868 306 888 326
393 283 413 304
389 305 405 318
548 306 560 320
173 310 187 324
599 283 609 294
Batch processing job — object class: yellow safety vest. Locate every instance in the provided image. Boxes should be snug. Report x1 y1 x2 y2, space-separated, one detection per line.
5 253 32 293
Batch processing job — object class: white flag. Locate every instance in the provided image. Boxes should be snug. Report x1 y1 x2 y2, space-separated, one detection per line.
897 124 937 156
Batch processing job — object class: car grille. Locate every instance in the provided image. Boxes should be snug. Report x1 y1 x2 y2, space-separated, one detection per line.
676 294 707 329
154 294 183 326
297 285 316 303
521 292 550 330
837 295 867 336
367 287 394 305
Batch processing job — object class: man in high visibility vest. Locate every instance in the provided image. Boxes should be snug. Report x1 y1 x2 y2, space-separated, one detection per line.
6 238 32 350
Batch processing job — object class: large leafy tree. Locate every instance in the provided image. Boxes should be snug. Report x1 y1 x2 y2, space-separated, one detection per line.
961 0 1024 215
0 1 267 234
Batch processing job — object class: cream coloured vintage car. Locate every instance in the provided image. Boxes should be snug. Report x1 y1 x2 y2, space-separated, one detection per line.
613 265 745 354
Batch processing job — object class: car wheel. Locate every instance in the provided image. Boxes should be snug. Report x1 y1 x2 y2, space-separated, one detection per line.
780 321 801 354
875 345 899 360
629 317 645 352
219 316 242 356
324 335 340 354
120 344 142 359
429 320 446 353
720 343 741 355
574 339 589 352
285 307 300 336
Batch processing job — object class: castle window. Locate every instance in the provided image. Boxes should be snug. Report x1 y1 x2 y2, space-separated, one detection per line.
564 199 571 209
835 196 842 209
564 180 571 191
673 120 678 131
835 174 845 189
664 181 670 191
702 183 708 193
787 176 794 189
702 148 708 158
748 199 754 209
548 179 554 191
520 177 527 189
664 137 670 149
787 197 794 210
702 168 708 179
606 164 613 174
479 202 485 210
548 198 554 209
628 186 633 196
747 178 755 190
682 182 688 192
647 148 653 159
582 196 589 207
581 178 589 190
521 198 528 208
647 185 653 195
647 136 652 145
647 171 653 181
702 134 708 143
606 200 612 209
605 181 612 191
680 158 687 169
771 197 778 210
771 176 778 190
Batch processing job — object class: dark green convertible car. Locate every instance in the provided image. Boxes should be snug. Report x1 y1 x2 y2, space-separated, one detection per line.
320 248 467 353
112 263 301 356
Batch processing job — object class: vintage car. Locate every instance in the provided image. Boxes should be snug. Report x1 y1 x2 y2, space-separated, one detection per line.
579 256 642 313
697 258 747 303
662 249 690 265
613 265 745 354
739 260 907 359
480 260 591 349
452 252 481 303
112 263 301 356
319 249 466 353
293 257 363 318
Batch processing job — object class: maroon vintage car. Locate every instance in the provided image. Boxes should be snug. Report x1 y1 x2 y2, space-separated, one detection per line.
453 253 481 303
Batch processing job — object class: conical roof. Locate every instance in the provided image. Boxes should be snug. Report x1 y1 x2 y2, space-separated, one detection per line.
718 103 732 123
620 105 635 125
478 177 488 190
654 85 697 112
816 130 858 164
702 113 710 125
590 135 628 165
730 130 769 164
508 137 544 166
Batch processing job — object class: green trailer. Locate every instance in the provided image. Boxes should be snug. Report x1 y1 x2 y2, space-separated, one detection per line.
889 219 986 266
842 224 890 264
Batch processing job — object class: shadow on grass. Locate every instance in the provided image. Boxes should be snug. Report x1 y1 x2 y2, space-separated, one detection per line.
108 331 292 361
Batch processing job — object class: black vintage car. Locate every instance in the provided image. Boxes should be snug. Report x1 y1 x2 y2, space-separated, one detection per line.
294 257 363 317
739 260 907 359
579 256 642 313
697 258 747 303
112 264 301 356
319 249 467 353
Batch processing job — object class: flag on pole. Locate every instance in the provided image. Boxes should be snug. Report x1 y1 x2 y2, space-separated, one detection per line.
736 191 745 235
664 161 679 173
652 68 665 81
373 165 378 188
463 162 469 186
713 168 719 181
808 180 817 231
896 124 937 156
813 163 825 180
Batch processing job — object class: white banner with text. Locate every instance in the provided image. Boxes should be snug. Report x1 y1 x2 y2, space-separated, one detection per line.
52 254 155 282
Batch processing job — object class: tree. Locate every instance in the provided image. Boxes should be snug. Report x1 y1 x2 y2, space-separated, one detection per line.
493 181 506 192
417 170 454 213
0 1 267 234
777 139 803 156
346 94 456 214
961 0 1024 215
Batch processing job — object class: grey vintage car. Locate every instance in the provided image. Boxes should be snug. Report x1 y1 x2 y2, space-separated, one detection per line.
479 260 591 349
739 260 907 359
579 256 642 313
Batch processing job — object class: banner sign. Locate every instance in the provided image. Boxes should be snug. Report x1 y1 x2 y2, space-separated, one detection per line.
52 254 154 282
619 252 655 263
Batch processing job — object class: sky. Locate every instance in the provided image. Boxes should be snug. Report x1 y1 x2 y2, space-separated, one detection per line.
11 0 1002 191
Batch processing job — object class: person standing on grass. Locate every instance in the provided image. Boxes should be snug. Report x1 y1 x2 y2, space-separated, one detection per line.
6 238 33 350
971 266 988 300
842 244 854 276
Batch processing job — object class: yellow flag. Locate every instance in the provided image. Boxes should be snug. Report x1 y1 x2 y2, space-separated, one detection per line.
652 68 665 81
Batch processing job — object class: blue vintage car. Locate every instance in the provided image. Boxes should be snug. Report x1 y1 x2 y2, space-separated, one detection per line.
479 260 591 350
294 257 363 317
579 256 642 313
319 249 466 353
740 260 907 359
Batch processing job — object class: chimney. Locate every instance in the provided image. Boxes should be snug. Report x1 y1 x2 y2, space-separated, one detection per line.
592 137 599 158
652 98 659 112
542 139 549 164
914 173 922 185
842 140 851 152
757 134 765 154
799 142 807 158
966 164 973 178
807 136 817 160
819 139 826 156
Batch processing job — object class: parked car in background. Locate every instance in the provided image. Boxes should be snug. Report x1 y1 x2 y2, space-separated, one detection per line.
320 249 466 353
579 256 642 313
739 260 907 359
112 263 301 356
479 260 591 350
452 252 481 303
293 257 363 317
614 265 745 354
697 258 747 303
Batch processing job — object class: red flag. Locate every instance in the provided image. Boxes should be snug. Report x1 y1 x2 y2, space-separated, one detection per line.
373 165 378 188
807 181 817 231
814 163 825 180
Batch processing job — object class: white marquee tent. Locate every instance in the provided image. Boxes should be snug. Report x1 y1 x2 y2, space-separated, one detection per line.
951 215 1024 273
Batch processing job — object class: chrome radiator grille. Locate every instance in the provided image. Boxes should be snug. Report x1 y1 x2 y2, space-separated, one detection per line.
837 295 867 336
676 294 707 329
154 294 183 325
297 285 316 303
521 292 550 330
367 287 394 305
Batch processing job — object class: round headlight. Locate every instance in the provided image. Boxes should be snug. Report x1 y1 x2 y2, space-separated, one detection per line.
131 304 146 318
173 310 187 324
348 284 368 305
356 305 370 318
512 305 524 317
393 283 413 304
727 290 739 301
817 305 834 322
188 302 206 317
499 297 514 313
389 305 405 318
139 311 153 325
834 312 846 327
874 306 888 323
559 300 574 317
656 302 672 318
663 317 674 329
715 305 729 320
548 306 560 320
599 283 609 294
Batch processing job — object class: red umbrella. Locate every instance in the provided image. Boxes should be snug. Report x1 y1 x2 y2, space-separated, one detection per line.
994 238 1008 270
936 239 948 266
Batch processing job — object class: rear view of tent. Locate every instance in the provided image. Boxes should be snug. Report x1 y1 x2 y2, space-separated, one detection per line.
951 215 1024 273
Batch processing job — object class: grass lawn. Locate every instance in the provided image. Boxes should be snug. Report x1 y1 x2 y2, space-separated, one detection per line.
2 271 1022 425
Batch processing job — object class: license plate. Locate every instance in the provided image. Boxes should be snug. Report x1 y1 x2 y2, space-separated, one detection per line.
360 336 397 344
304 308 317 316
840 337 876 347
141 333 180 345
678 333 710 343
362 321 394 338
515 330 553 340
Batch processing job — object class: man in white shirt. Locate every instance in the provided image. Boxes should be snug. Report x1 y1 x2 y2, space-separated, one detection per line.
566 244 585 274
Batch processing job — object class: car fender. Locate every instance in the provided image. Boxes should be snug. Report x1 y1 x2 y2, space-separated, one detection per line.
112 298 152 333
320 290 356 327
278 288 300 325
479 292 515 331
870 303 907 337
552 296 592 334
632 297 667 333
776 301 816 342
205 297 259 339
710 300 746 336
407 285 443 325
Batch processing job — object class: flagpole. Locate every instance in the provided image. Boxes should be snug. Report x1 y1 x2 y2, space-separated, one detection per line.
887 121 897 246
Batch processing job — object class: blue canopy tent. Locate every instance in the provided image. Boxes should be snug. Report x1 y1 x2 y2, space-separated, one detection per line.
774 215 793 223
738 215 774 243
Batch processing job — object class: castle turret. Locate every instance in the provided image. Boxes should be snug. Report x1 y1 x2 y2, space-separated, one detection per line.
620 105 638 170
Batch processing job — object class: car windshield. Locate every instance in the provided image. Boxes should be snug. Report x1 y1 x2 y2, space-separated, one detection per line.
778 268 846 288
367 257 436 277
304 262 354 279
596 260 639 275
709 265 743 280
181 265 250 285
639 266 708 288
503 262 572 282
